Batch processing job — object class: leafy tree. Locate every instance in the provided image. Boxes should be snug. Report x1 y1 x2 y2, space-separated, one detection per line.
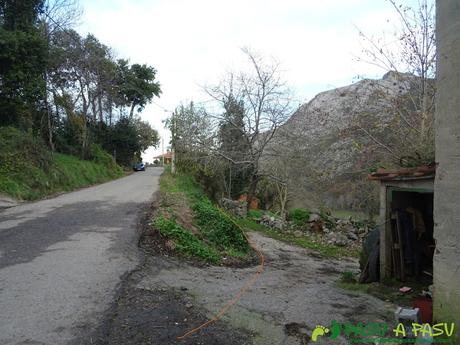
107 117 140 166
0 0 44 30
133 118 160 160
0 0 47 129
38 0 82 149
167 102 213 159
0 1 162 170
116 60 161 118
218 95 252 198
102 117 159 166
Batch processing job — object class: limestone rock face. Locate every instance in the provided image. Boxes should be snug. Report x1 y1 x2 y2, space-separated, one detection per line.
286 71 411 137
266 72 418 210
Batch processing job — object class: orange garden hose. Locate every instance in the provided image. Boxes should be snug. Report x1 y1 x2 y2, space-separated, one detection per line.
177 209 265 340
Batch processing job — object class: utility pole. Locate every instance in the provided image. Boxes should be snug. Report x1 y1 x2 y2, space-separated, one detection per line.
171 112 176 174
161 137 164 166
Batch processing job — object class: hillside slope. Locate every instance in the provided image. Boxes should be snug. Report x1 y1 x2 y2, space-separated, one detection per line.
266 71 420 212
0 127 123 200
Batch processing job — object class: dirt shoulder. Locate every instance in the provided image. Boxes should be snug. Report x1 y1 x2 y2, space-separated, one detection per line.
86 265 253 345
86 228 395 345
0 194 19 209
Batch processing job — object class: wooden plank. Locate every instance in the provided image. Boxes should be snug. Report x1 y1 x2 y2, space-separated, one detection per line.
395 212 405 281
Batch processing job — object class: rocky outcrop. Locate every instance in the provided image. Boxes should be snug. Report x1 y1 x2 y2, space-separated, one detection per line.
265 72 419 211
252 210 372 248
219 198 247 218
259 214 286 230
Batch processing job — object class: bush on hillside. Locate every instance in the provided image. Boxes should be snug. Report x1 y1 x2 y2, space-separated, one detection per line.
288 208 311 226
0 127 123 200
89 143 119 169
248 209 264 219
0 126 53 174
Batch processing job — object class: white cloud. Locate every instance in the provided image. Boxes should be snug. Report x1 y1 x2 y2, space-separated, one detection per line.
77 0 425 161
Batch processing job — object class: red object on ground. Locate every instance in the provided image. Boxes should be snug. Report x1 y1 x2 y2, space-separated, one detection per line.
413 297 433 324
238 194 259 210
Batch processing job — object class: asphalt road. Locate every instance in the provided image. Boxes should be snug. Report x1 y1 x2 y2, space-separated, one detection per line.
0 167 162 345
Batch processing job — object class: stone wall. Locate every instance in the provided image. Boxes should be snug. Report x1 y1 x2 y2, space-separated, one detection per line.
433 1 460 341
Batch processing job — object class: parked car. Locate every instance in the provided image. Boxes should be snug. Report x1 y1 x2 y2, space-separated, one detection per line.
133 162 146 171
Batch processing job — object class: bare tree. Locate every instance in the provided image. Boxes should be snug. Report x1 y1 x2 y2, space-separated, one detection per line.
41 0 82 34
205 48 292 210
262 160 291 219
355 0 436 165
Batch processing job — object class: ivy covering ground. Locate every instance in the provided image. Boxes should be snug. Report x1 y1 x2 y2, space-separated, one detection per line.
150 171 251 264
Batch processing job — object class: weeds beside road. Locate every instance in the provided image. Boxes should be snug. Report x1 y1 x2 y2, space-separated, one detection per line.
144 171 359 266
143 171 255 266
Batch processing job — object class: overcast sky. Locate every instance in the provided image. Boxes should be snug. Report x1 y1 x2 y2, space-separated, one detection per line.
77 0 424 161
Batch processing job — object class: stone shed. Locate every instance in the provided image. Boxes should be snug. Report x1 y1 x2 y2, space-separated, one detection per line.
369 165 436 283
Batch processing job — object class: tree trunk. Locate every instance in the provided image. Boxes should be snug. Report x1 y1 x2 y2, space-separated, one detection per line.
277 182 288 220
91 91 97 122
246 173 258 212
46 100 54 151
42 24 54 151
44 71 54 151
79 79 88 117
129 102 136 118
228 164 232 198
98 91 103 123
108 98 113 126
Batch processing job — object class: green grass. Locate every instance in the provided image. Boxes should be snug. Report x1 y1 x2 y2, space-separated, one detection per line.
193 199 249 251
151 171 251 264
154 216 220 263
337 281 370 293
288 208 311 226
155 171 362 261
0 127 123 200
337 277 430 306
340 271 358 283
247 209 264 219
235 217 360 259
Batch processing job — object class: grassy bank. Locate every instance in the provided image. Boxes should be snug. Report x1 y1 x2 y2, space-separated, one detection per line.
0 127 123 200
146 171 252 265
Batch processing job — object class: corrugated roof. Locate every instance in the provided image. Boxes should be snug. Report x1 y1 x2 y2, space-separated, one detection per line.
368 164 436 181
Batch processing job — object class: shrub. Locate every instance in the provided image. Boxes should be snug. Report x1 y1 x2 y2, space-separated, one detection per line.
248 209 263 219
319 207 337 230
0 127 123 200
288 208 311 226
88 144 122 175
0 126 53 173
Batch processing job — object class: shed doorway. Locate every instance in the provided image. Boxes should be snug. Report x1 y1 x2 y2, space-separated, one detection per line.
388 189 434 284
